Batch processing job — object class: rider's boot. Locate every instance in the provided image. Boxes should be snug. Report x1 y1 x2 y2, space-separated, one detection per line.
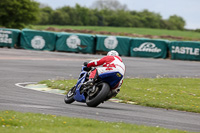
84 68 98 87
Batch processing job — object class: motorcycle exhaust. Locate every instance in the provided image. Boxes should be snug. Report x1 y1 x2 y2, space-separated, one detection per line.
115 88 120 94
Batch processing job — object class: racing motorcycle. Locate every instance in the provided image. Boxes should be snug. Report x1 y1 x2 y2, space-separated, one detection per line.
64 65 123 107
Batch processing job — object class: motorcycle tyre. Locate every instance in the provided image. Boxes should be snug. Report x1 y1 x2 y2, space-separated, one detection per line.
86 82 110 107
64 87 75 104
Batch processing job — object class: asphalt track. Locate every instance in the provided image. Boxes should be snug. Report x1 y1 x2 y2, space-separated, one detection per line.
0 48 200 132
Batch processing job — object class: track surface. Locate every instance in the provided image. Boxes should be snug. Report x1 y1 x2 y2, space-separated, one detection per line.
0 48 200 132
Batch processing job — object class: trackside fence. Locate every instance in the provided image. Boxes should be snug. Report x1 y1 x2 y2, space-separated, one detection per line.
0 28 21 48
130 38 169 59
0 28 199 61
169 41 200 61
20 29 56 51
56 33 95 54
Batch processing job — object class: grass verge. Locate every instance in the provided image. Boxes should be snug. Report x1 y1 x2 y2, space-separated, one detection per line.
33 25 200 40
0 111 189 133
39 78 200 113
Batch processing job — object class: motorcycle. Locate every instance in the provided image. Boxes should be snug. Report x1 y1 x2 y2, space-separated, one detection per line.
64 65 123 107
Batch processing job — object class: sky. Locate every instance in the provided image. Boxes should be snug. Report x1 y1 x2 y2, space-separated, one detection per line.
35 0 200 29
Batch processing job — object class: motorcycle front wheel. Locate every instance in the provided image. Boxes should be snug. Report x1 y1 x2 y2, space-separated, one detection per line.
64 86 75 104
86 82 110 107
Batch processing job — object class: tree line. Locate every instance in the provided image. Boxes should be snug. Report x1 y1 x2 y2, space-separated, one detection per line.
0 0 187 30
38 4 186 30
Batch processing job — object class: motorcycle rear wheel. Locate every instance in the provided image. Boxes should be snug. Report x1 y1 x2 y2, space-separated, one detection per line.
86 82 110 107
64 86 75 104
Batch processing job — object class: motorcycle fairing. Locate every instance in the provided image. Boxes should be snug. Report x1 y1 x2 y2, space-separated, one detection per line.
98 71 123 89
74 71 87 102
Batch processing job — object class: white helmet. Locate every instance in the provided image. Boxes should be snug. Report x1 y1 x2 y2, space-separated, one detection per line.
107 50 119 56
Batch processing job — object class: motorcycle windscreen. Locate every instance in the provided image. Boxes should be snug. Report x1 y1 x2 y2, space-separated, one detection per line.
98 71 123 89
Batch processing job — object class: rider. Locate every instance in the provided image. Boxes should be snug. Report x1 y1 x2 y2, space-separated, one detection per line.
84 50 125 91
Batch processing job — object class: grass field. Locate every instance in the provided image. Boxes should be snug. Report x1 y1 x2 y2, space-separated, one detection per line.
0 111 190 133
33 25 200 40
38 78 200 113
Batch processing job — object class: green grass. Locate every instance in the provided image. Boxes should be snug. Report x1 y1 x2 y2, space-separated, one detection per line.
0 111 190 133
33 25 200 40
39 78 200 113
117 78 200 113
39 79 77 90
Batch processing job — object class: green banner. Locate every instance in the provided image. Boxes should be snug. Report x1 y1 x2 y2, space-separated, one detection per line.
96 35 131 56
0 28 20 48
130 38 168 58
20 29 56 51
56 33 95 54
169 41 200 61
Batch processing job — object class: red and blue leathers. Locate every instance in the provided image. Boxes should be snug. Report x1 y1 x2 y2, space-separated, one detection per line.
87 55 125 89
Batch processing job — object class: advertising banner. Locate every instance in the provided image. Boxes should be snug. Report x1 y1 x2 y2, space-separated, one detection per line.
130 38 168 58
56 33 95 54
96 35 131 56
20 29 56 51
169 41 200 61
0 28 21 48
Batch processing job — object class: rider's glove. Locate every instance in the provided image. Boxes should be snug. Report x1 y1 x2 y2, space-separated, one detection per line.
83 62 88 66
83 66 91 71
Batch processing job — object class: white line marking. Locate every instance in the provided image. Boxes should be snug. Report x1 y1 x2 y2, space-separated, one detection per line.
0 103 54 109
20 104 54 109
15 82 64 96
15 82 36 88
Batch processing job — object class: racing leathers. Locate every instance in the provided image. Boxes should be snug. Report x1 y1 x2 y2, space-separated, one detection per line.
86 55 125 90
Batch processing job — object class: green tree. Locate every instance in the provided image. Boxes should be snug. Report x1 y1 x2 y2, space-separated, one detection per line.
95 9 113 26
166 15 186 30
91 0 128 11
0 0 39 29
74 4 89 25
51 10 70 25
87 9 98 26
106 10 135 27
136 10 162 28
38 6 54 25
56 4 98 26
93 9 107 26
58 6 76 25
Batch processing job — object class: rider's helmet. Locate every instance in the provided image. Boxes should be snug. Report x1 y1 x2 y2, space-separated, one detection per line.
107 50 119 56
